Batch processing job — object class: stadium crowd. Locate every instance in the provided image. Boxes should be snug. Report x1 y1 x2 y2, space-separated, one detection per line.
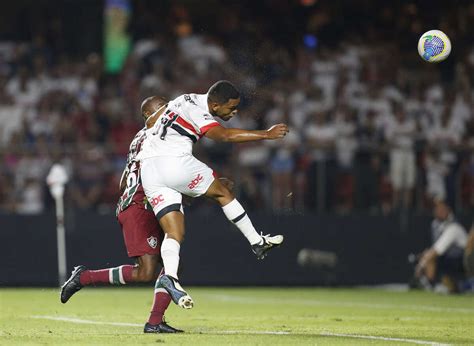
0 1 473 215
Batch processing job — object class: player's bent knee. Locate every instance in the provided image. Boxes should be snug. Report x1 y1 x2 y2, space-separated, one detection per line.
158 210 185 243
166 231 185 243
207 179 234 201
136 264 158 282
155 204 183 221
136 254 160 282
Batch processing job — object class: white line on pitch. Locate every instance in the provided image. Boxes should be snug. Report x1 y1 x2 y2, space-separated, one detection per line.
30 316 289 335
31 315 142 327
30 315 451 344
321 332 450 346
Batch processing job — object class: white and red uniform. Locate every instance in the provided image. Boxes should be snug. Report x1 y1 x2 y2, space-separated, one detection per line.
138 93 220 218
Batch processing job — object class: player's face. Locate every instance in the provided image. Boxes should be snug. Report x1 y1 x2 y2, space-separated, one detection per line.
212 98 240 121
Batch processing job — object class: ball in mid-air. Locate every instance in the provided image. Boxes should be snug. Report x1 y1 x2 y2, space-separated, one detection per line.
418 30 451 63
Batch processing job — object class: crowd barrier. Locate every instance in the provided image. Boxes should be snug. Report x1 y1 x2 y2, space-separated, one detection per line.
1 208 471 286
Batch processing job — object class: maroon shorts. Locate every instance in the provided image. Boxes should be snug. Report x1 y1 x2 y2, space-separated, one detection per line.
117 204 164 258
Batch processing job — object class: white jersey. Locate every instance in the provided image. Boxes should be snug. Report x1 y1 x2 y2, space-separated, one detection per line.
138 93 220 159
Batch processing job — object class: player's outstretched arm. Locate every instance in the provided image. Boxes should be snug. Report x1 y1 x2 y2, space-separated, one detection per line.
205 123 289 143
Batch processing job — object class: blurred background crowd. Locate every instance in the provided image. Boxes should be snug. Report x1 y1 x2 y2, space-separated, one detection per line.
0 0 473 215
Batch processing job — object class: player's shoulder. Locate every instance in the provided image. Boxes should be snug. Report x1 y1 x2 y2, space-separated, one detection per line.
134 126 147 137
171 93 204 107
172 93 210 117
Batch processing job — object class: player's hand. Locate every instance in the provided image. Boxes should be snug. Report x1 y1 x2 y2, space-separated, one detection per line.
266 123 289 140
219 177 235 191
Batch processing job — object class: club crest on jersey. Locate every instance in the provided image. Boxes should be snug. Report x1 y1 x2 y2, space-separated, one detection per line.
150 194 164 207
188 174 204 189
147 236 158 249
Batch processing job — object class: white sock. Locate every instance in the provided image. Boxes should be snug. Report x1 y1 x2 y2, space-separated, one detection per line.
222 199 262 245
161 237 180 279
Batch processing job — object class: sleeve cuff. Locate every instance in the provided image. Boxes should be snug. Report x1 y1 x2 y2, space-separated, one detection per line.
200 122 221 136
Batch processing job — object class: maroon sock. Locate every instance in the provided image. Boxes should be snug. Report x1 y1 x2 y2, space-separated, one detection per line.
80 265 134 286
148 291 172 325
148 270 172 325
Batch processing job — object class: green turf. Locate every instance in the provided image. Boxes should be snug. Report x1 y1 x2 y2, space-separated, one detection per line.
1 287 473 345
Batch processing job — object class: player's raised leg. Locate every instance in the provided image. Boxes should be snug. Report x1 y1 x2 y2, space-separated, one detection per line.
154 211 194 309
60 254 162 303
140 167 194 310
60 264 134 303
205 178 284 259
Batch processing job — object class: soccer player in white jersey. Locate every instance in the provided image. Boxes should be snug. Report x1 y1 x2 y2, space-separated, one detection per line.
138 80 289 309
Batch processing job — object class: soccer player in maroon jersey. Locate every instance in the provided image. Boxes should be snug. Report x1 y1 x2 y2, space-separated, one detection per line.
60 96 183 333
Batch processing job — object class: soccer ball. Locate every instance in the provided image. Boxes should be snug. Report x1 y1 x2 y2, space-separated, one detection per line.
418 30 451 63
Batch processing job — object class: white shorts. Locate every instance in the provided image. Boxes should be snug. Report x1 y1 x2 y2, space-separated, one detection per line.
140 155 215 218
390 150 416 190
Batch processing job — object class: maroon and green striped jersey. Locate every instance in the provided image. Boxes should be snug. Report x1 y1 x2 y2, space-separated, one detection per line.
116 128 153 216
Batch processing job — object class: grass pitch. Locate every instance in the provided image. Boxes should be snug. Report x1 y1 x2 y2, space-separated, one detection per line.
1 287 473 345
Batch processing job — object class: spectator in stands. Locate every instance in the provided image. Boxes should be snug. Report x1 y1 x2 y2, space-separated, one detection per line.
426 107 462 207
334 106 358 212
265 94 301 210
5 66 41 107
0 1 473 214
13 148 50 214
15 177 45 214
385 105 416 209
69 145 107 210
459 116 474 210
269 128 301 211
415 199 468 293
424 149 449 201
305 111 337 211
0 76 23 146
355 110 384 212
0 161 14 212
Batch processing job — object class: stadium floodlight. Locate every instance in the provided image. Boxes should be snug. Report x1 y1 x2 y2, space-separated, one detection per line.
46 164 69 287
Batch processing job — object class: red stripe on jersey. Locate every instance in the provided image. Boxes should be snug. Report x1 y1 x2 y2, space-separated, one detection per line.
171 123 199 142
176 116 198 135
200 122 220 136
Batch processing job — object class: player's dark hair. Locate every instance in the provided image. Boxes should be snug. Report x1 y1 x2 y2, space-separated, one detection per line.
207 80 240 104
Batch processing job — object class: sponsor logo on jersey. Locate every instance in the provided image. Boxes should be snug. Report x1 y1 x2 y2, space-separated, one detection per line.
150 194 165 207
147 236 158 249
188 174 204 189
184 94 197 106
